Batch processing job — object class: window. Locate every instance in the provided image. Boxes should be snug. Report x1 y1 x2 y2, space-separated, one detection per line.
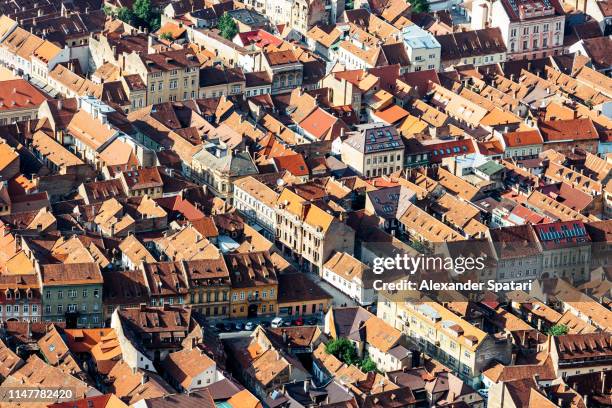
69 289 76 298
533 26 539 33
543 23 549 32
58 291 63 299
45 305 51 313
523 27 529 35
57 305 63 313
83 290 87 298
94 289 99 298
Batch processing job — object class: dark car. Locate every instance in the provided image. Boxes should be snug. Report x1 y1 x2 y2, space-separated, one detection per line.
224 323 233 331
215 323 225 331
282 320 292 327
306 318 317 326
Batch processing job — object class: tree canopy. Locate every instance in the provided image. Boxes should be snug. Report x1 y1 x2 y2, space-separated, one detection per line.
106 0 160 32
411 0 431 13
218 13 238 40
325 338 359 365
359 357 378 373
325 338 377 372
547 324 569 336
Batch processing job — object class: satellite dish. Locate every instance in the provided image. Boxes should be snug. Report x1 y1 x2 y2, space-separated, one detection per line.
276 178 285 187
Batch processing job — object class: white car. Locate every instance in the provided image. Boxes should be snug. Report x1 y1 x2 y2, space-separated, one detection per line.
245 322 255 331
271 317 284 328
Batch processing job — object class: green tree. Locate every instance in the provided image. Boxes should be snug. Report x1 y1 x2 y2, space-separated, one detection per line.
360 357 377 373
103 5 115 16
547 324 569 336
325 338 359 365
160 32 174 41
411 0 431 13
116 7 134 24
133 0 153 22
149 14 161 32
218 13 238 40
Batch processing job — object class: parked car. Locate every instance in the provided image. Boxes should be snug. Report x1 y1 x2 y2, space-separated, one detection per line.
295 317 304 326
271 317 284 328
261 320 271 328
235 322 244 331
224 323 233 331
245 322 255 331
216 323 225 331
306 318 317 326
282 320 292 327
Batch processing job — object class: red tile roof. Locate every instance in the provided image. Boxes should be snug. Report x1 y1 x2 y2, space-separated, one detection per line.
0 79 48 111
539 119 599 142
503 130 544 147
238 30 283 48
422 139 476 163
273 154 309 176
48 393 115 408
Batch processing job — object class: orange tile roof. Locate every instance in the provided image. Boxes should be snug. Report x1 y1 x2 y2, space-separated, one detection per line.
373 104 409 124
299 108 337 140
227 389 262 408
33 40 61 63
0 141 18 172
158 22 186 40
